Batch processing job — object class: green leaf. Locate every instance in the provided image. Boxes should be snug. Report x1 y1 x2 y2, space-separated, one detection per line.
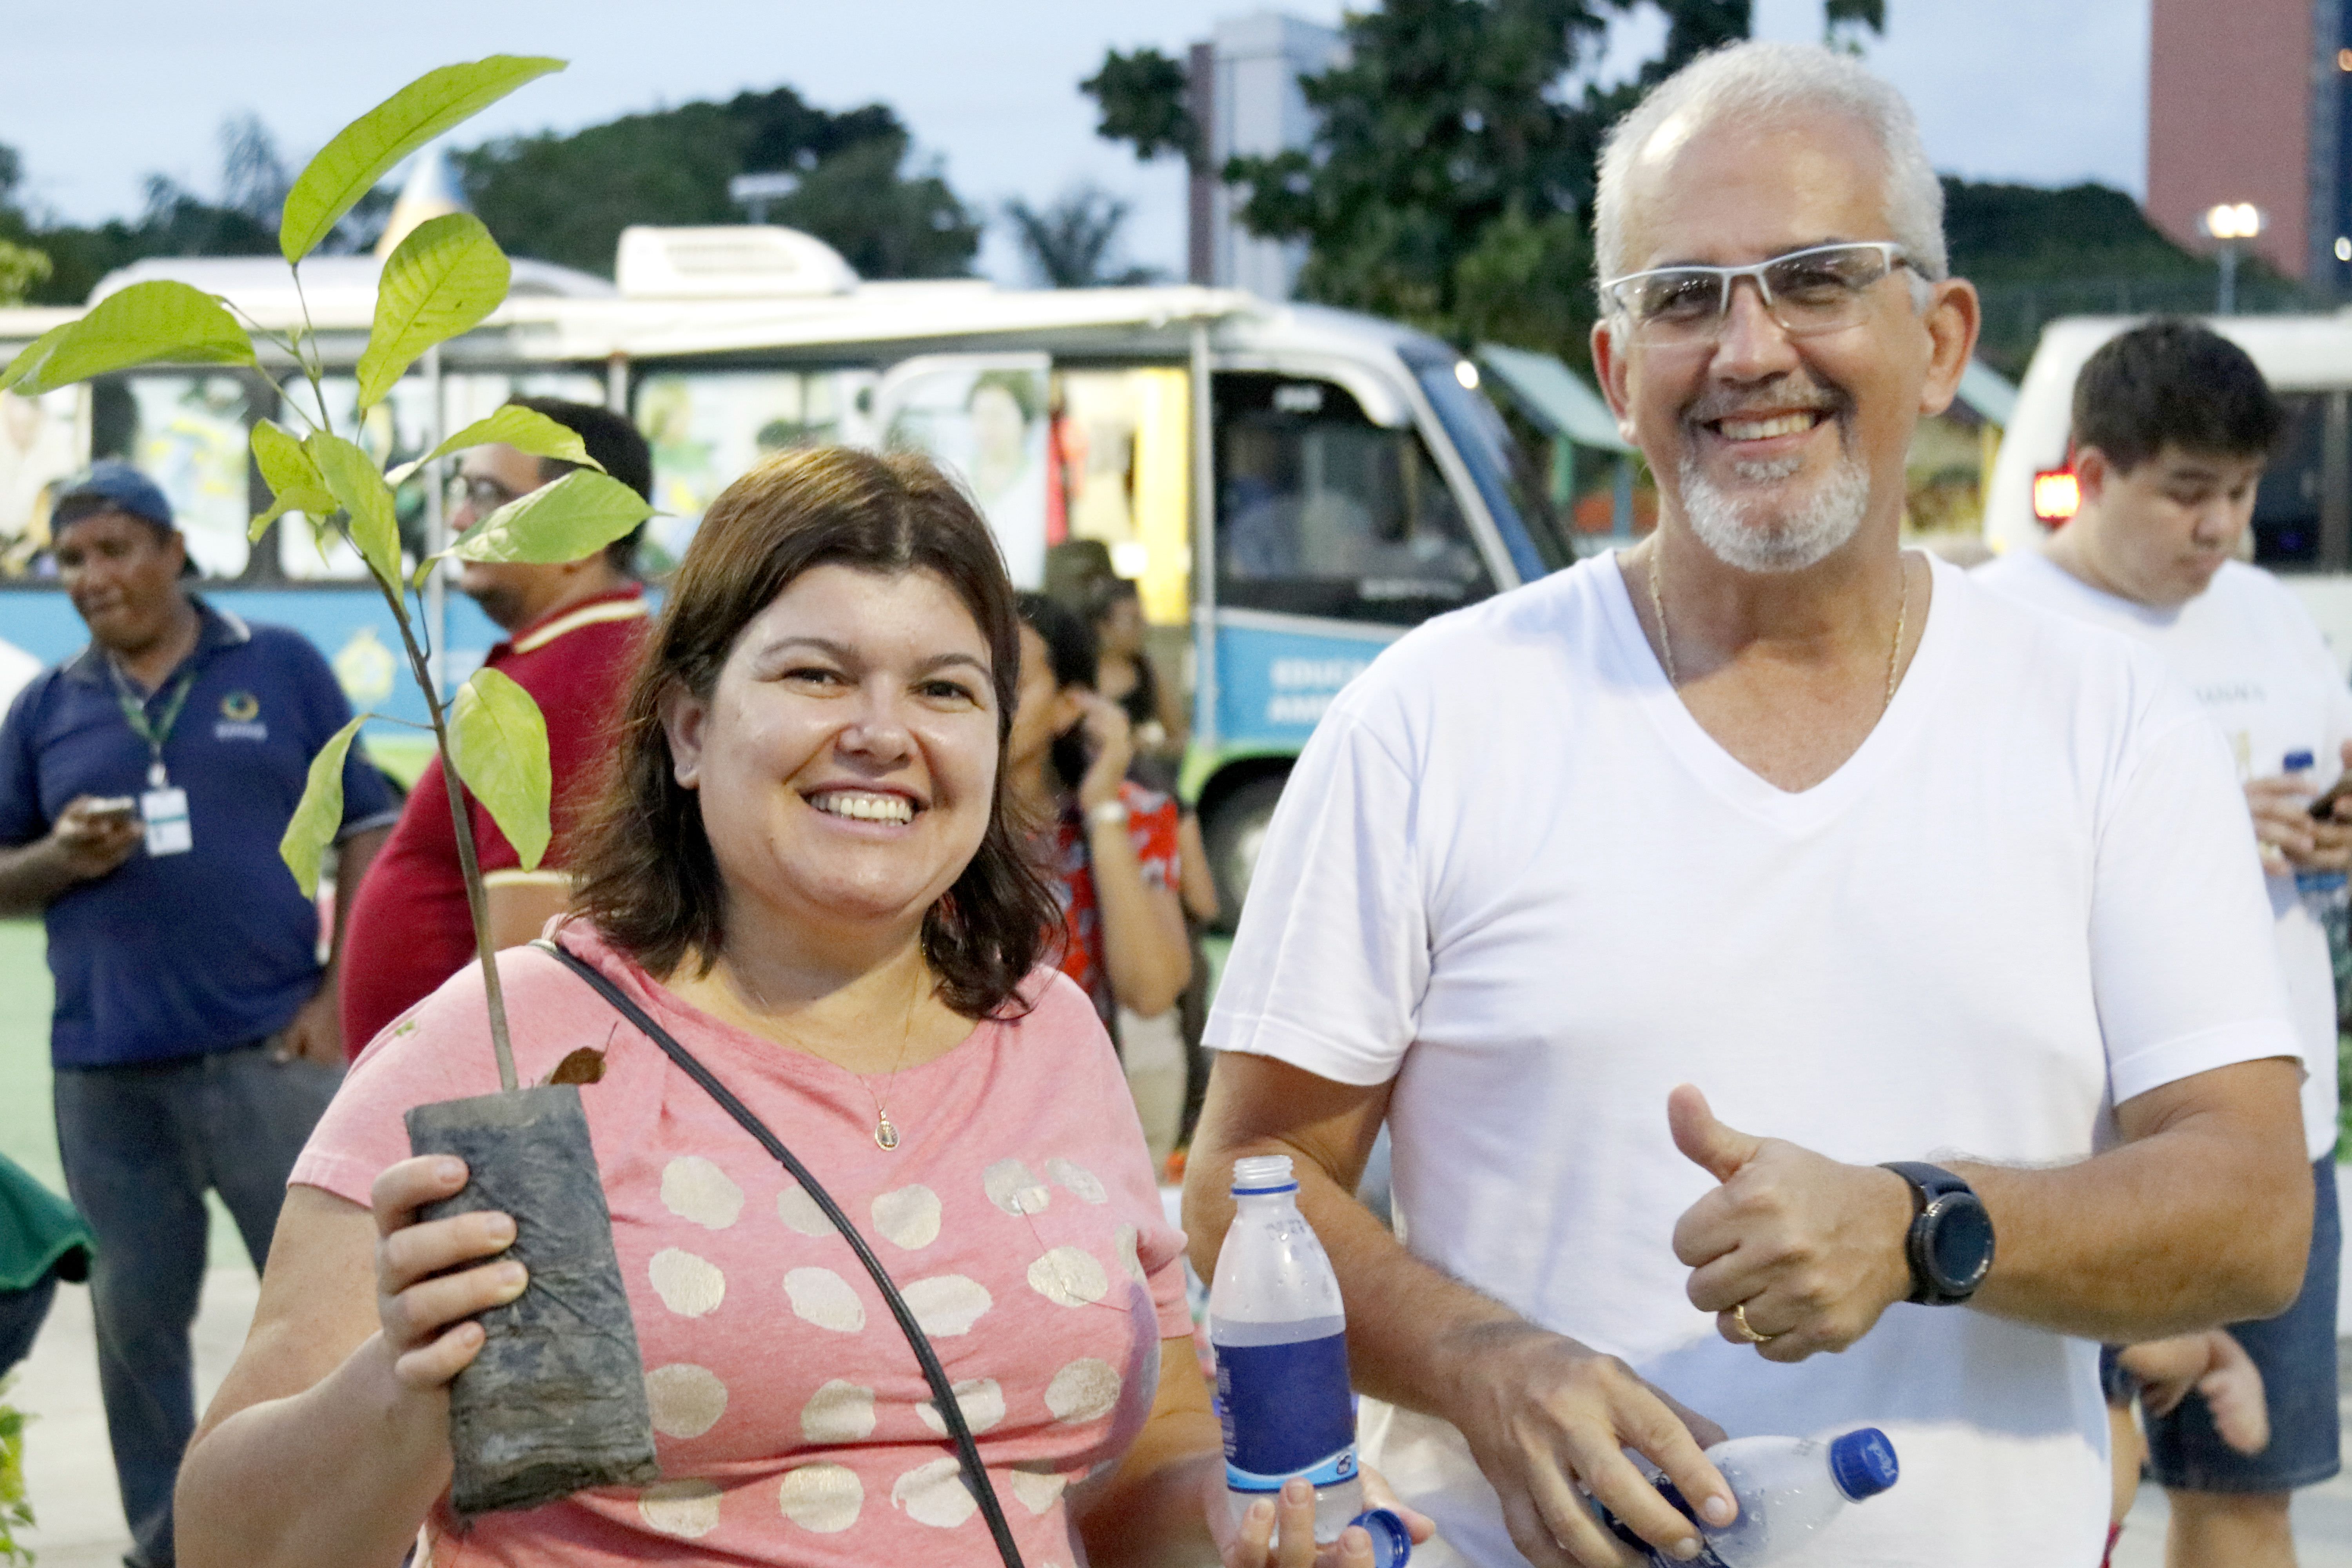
307 432 403 590
445 470 650 565
356 214 509 410
280 56 564 264
0 281 253 394
447 667 551 871
0 320 72 394
384 403 602 489
249 416 336 515
279 715 367 898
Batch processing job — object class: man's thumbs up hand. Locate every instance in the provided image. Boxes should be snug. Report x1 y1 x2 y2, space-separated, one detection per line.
1669 1084 1766 1183
1668 1085 1919 1363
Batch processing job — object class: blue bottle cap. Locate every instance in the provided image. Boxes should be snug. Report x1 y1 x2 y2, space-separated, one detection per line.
1829 1427 1900 1501
1347 1508 1413 1568
2287 750 2318 772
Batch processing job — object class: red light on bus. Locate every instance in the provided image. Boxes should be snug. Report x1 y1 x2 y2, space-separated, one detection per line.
2033 470 2080 526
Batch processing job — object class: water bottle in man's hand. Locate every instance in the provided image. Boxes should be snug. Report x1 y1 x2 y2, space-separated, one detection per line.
1601 1428 1899 1566
1209 1154 1365 1539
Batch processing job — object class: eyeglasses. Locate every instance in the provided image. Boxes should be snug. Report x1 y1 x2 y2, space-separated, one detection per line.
1600 242 1917 345
446 474 525 515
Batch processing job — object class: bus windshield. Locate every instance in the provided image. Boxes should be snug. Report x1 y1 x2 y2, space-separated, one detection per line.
1406 352 1573 577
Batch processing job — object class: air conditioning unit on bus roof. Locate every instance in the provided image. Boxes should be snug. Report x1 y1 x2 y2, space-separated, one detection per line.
615 225 860 299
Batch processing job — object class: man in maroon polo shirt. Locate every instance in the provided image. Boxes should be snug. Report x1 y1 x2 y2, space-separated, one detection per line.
339 399 655 1054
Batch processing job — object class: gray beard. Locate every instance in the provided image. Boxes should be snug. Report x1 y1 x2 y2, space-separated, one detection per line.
1678 448 1872 574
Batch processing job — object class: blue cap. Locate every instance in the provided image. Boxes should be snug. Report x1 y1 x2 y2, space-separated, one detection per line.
56 461 174 530
2287 750 2318 772
1828 1427 1899 1501
1347 1508 1412 1568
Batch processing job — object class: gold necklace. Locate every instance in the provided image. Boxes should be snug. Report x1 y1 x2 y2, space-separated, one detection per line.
1645 545 1909 712
867 967 924 1152
728 956 926 1152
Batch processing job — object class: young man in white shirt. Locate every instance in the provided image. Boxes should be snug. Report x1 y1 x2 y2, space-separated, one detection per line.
1978 319 2341 1568
1183 43 2312 1568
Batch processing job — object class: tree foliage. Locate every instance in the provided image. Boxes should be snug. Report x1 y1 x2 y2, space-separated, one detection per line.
1087 0 1890 367
1005 185 1161 288
0 117 391 307
454 85 980 279
1082 48 1200 169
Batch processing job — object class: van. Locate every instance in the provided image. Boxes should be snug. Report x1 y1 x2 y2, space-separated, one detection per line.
1984 314 2352 666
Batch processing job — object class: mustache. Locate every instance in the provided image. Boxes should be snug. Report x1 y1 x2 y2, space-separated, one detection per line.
1682 373 1852 426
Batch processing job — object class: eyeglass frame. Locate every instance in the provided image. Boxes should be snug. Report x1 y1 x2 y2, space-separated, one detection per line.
1597 241 1924 343
445 473 529 516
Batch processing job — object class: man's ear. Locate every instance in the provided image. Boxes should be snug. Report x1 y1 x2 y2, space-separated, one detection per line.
1590 317 1639 446
1915 278 1980 417
2074 445 2114 507
660 683 708 790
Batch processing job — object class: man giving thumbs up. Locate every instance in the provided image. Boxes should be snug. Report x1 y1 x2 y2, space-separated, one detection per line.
1180 42 2307 1568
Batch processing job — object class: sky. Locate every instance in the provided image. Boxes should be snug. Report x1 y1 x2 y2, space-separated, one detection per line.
0 0 2151 286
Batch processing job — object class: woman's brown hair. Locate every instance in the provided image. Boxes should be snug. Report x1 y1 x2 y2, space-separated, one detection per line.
569 446 1060 1017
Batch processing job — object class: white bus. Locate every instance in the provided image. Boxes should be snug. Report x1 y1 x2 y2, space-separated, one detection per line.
0 224 1605 919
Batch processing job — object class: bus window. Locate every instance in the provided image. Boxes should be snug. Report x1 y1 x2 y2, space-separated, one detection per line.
634 370 860 575
93 374 259 580
2253 394 2330 570
1214 371 1494 625
1407 357 1570 576
266 375 445 581
0 387 83 581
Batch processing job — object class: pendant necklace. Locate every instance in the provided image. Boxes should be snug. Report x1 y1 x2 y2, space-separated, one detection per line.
866 965 924 1151
1646 545 1908 712
730 956 926 1151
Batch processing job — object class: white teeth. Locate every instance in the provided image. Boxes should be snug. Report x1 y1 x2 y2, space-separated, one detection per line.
812 791 914 825
1719 413 1818 441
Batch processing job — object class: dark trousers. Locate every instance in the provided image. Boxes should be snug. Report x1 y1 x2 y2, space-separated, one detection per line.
53 1042 340 1568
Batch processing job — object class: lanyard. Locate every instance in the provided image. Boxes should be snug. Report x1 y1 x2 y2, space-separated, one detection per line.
106 658 198 789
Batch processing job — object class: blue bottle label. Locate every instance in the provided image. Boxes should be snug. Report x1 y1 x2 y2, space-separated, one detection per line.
1597 1482 1730 1568
1215 1331 1357 1490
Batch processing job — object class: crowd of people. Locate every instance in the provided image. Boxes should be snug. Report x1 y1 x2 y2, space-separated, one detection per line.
0 35 2341 1568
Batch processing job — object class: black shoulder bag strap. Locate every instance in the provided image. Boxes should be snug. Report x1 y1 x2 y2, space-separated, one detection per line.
535 940 1026 1568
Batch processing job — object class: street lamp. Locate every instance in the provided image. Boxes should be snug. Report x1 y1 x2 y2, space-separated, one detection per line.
2198 203 2265 315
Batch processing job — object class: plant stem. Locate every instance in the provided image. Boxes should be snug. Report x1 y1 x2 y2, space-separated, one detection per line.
372 569 520 1093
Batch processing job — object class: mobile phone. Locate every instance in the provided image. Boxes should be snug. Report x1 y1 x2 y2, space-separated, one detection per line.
2311 776 2352 820
82 797 138 823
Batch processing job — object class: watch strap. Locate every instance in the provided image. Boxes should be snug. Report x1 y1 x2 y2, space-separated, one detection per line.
1879 1161 1984 1305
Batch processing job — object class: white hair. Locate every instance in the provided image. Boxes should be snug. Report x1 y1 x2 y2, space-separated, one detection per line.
1592 42 1947 295
1678 445 1872 572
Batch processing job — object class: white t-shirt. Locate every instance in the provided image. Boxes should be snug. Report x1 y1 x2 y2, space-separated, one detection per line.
1206 552 2298 1568
1976 552 2348 1160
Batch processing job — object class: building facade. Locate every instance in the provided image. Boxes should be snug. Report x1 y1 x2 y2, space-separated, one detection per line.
1187 11 1344 299
2146 0 2350 292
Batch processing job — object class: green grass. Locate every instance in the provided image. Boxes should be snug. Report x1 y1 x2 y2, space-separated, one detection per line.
0 922 59 1196
0 919 241 1265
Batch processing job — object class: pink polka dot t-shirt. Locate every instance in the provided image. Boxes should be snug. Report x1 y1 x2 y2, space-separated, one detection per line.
292 922 1195 1566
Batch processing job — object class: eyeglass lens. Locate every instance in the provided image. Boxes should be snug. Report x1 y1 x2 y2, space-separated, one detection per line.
1618 245 1899 342
447 475 520 513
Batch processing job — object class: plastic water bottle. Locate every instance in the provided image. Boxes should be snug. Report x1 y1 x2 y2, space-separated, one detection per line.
1210 1154 1364 1540
1599 1428 1899 1566
2287 750 2352 1009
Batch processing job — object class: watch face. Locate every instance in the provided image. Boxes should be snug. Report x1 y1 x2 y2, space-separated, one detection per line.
1926 1194 1996 1291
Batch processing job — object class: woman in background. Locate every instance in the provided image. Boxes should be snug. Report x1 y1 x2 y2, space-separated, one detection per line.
1009 592 1192 1032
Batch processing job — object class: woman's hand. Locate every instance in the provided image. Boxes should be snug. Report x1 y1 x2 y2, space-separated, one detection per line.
1073 691 1137 812
371 1156 529 1391
1207 1469 1435 1568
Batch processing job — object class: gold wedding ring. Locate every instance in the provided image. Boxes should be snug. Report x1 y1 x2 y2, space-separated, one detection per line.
1731 1303 1776 1345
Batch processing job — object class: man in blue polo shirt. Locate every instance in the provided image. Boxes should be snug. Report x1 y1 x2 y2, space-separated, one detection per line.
0 463 396 1568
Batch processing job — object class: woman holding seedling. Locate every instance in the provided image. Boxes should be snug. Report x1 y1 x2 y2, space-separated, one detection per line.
175 447 1423 1568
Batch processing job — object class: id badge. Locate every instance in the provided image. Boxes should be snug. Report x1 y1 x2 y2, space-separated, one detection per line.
140 787 192 857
